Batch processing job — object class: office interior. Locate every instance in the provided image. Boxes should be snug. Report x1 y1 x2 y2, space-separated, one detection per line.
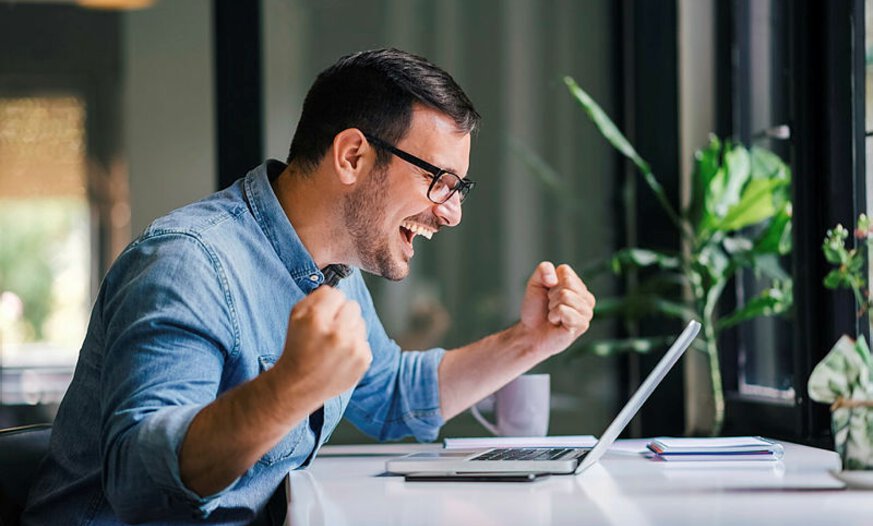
0 0 866 452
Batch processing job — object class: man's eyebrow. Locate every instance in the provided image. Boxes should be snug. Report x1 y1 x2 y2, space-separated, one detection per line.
415 155 462 178
427 158 463 178
443 166 463 177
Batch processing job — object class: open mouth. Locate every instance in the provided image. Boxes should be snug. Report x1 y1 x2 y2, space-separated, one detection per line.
399 220 436 246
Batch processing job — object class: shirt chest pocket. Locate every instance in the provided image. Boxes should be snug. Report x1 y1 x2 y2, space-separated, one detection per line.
256 354 307 466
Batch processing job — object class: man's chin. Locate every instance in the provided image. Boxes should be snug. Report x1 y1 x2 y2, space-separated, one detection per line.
358 257 410 281
378 264 410 282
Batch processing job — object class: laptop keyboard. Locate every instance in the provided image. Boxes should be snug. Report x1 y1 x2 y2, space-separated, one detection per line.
470 447 586 461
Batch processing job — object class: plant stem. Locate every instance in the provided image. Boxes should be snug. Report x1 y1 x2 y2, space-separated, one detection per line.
702 317 725 436
688 260 726 436
702 275 728 436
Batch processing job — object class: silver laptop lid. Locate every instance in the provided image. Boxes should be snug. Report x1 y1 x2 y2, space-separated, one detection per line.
575 320 701 473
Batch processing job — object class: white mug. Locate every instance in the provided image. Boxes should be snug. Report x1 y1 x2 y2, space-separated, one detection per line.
470 373 550 437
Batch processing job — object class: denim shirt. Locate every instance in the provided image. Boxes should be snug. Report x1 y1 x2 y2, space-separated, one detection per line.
23 160 446 525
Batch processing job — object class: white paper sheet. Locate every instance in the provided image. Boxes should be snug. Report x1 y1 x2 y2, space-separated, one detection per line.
443 435 597 449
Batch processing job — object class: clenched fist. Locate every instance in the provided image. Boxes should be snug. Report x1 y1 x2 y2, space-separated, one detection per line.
275 286 372 402
519 261 595 359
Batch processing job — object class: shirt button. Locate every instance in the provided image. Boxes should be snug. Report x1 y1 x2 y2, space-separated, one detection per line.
309 274 319 282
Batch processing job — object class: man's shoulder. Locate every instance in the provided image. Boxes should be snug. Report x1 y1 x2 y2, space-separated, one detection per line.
142 183 250 242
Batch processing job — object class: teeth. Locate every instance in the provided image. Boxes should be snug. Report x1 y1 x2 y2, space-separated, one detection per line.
401 221 435 240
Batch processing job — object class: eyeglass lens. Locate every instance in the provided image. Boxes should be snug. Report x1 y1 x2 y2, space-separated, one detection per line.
429 173 469 204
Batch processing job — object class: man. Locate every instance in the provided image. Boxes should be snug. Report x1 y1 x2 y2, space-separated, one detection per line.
24 48 595 524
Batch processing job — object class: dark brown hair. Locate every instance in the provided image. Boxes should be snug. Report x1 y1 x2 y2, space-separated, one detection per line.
286 48 480 172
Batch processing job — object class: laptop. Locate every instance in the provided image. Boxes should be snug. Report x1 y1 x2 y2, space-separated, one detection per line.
386 320 701 476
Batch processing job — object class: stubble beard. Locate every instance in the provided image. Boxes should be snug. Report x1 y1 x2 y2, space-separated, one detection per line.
342 167 409 281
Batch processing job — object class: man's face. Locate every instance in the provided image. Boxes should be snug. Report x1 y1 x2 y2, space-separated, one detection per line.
342 106 471 280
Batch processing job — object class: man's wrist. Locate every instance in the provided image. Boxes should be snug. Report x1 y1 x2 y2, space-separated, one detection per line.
260 365 326 425
501 322 547 362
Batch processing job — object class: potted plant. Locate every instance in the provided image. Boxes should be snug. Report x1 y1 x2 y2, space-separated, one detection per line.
808 215 873 470
519 78 794 435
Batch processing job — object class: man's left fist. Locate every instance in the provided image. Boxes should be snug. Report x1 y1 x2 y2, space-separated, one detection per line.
519 261 596 357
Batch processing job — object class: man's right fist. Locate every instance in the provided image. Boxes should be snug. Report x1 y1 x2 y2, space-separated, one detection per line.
276 286 372 401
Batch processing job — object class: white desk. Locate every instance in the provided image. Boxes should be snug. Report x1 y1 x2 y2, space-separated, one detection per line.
285 440 873 526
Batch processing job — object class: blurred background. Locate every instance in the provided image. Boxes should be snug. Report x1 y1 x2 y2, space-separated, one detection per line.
0 0 870 447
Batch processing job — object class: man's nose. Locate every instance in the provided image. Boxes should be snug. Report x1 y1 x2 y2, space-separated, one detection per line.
434 192 463 227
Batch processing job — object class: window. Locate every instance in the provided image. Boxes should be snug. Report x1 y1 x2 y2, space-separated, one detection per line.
867 0 873 253
724 0 795 403
717 0 867 443
260 0 623 442
0 6 127 426
0 96 91 407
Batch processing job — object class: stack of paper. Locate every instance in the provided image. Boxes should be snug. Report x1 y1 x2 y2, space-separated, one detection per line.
647 436 784 461
443 435 597 450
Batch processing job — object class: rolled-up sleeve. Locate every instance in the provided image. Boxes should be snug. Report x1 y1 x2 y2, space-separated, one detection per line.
341 272 446 442
98 233 238 521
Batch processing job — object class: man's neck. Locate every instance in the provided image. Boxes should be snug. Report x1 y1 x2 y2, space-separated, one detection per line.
271 165 350 269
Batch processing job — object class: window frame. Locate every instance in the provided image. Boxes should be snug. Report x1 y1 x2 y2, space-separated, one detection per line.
718 0 867 445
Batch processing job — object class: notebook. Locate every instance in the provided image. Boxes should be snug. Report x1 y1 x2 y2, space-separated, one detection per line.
647 436 784 461
385 320 702 475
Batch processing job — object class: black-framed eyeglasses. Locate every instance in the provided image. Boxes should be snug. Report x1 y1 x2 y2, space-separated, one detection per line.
363 132 475 204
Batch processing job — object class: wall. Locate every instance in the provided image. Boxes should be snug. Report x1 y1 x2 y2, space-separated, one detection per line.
678 0 717 436
123 0 215 235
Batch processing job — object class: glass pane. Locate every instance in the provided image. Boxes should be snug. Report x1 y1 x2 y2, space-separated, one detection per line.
866 0 873 338
734 0 794 401
0 96 90 406
866 0 873 131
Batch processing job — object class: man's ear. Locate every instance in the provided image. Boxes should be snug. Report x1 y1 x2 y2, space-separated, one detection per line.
331 128 371 185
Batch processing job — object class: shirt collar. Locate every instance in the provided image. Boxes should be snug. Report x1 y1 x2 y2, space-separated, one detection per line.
244 160 328 293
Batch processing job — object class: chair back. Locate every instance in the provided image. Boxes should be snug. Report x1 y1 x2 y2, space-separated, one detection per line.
0 424 52 526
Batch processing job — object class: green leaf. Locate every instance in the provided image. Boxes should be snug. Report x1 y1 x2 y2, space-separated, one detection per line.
716 178 787 231
755 148 793 212
750 254 791 282
716 286 792 330
563 76 687 234
823 269 847 289
688 136 722 226
750 146 791 182
583 248 681 277
753 204 792 255
859 214 872 233
571 336 680 357
822 224 850 264
822 243 846 265
610 248 681 272
722 235 754 255
848 251 865 274
719 145 752 215
563 76 650 175
592 295 697 322
697 244 730 282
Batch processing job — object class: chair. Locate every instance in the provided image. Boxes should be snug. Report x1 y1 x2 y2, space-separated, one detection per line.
0 424 52 526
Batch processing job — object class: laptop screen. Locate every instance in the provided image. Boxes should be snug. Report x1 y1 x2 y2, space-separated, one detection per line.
576 320 701 473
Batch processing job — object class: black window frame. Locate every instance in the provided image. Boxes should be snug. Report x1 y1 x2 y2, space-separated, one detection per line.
718 0 868 446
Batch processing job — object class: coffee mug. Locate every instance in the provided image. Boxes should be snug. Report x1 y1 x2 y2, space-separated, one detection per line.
470 373 550 436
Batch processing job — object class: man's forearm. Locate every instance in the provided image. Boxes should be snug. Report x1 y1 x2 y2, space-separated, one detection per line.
439 262 595 421
178 367 324 497
179 287 371 497
438 323 544 420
